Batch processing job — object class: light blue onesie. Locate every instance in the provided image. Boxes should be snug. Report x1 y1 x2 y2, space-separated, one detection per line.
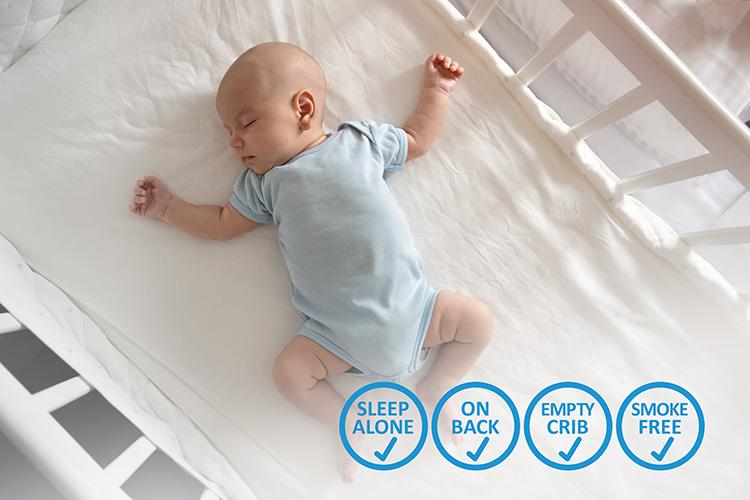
230 120 438 381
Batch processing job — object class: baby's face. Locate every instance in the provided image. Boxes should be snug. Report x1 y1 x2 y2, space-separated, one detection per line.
216 84 302 176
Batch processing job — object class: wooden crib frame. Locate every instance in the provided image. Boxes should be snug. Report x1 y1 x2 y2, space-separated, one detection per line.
1 0 748 498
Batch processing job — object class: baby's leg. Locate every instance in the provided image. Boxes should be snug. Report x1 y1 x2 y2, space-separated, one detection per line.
272 336 357 480
417 291 494 436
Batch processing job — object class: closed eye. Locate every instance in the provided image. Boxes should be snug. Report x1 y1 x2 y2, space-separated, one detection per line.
243 120 257 129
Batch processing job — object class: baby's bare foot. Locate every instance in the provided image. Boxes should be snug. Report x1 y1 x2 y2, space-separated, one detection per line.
337 438 359 483
416 377 463 446
337 420 364 483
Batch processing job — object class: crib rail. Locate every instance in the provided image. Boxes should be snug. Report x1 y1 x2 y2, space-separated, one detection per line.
104 436 157 488
617 153 721 196
515 17 587 86
0 353 131 500
0 312 22 334
34 376 93 413
569 85 654 140
454 0 750 250
560 0 750 246
0 309 222 500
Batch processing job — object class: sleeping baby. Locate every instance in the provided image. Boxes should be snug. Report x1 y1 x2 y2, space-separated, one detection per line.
129 42 493 482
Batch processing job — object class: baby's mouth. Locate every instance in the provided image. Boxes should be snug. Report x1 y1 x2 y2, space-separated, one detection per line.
242 155 255 162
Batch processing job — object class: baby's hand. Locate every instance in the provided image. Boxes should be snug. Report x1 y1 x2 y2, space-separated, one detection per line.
130 176 173 219
423 53 464 96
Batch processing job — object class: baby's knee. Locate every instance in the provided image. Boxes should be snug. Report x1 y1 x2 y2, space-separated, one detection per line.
470 299 494 347
272 351 307 399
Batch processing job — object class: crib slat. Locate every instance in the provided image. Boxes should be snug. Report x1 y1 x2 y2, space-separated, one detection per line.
515 16 587 85
33 376 93 413
465 0 499 31
571 84 654 139
618 153 721 194
0 312 23 335
681 226 750 246
0 363 131 500
199 489 221 500
104 436 157 486
560 0 750 191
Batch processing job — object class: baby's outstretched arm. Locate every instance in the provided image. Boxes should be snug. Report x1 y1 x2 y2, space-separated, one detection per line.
403 53 464 162
130 176 260 240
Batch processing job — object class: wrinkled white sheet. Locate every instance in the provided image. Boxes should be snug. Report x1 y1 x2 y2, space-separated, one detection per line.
0 0 87 74
0 0 749 498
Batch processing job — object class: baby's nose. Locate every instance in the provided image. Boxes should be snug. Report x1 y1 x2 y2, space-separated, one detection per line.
229 134 242 148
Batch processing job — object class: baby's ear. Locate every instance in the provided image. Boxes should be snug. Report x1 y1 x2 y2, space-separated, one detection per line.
294 90 316 130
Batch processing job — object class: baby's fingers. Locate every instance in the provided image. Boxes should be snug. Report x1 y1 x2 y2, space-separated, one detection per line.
136 176 161 191
143 175 161 187
448 62 464 78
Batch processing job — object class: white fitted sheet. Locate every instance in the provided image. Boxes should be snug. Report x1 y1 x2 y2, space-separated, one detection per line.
0 0 749 498
0 0 87 74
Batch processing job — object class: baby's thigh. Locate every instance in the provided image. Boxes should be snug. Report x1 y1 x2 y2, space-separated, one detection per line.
274 335 352 381
421 291 493 348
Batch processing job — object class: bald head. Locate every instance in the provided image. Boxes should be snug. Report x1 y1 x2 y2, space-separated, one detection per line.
217 42 326 125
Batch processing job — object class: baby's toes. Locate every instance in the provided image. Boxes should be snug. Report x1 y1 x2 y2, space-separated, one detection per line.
439 402 464 446
338 461 357 484
337 441 359 483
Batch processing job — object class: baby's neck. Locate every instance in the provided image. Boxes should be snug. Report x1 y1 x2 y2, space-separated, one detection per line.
299 130 329 155
276 130 330 168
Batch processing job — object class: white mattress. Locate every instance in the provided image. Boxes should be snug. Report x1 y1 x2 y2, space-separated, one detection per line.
0 0 749 498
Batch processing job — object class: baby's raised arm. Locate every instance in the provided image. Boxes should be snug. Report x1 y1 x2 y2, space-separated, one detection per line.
403 53 464 162
130 176 260 240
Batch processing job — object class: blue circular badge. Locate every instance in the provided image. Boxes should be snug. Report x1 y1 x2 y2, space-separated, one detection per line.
432 381 520 470
524 382 612 470
616 381 704 470
339 381 428 470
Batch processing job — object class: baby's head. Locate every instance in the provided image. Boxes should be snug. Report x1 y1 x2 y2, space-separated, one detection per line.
216 42 327 175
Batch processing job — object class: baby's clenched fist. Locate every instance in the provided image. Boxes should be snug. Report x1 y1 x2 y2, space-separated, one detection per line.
424 53 464 96
130 176 173 219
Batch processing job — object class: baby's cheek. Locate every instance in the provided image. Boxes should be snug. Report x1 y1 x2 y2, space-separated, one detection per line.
270 131 294 154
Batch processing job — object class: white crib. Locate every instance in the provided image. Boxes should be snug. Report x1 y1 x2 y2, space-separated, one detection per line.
1 0 748 499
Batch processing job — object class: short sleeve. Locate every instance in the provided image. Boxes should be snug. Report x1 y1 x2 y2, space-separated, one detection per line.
341 120 408 175
230 170 274 224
